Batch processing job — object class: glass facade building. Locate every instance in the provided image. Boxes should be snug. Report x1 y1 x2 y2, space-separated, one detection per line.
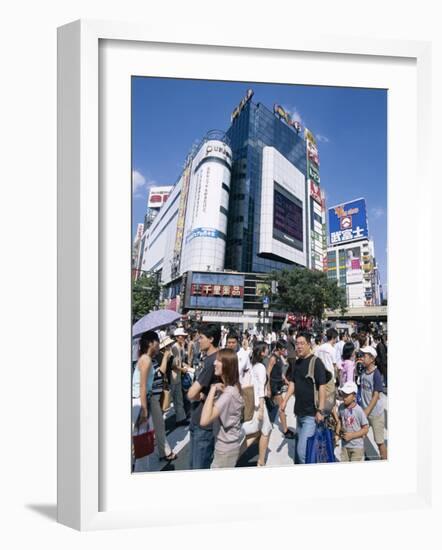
225 100 308 273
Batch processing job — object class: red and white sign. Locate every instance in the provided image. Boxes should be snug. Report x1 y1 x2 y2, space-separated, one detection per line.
148 186 173 209
190 284 244 297
340 216 352 230
310 180 322 205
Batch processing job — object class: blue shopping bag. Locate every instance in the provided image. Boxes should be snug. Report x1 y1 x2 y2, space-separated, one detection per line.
356 383 362 406
305 423 336 464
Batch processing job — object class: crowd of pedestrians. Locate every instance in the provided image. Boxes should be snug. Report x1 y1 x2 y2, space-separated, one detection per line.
132 322 388 470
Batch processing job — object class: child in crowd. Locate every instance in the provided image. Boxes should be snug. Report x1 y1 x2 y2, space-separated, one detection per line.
337 381 369 462
338 341 356 386
359 345 387 460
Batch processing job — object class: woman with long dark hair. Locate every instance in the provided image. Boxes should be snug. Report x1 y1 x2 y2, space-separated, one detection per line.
132 331 177 465
241 341 273 466
200 348 244 468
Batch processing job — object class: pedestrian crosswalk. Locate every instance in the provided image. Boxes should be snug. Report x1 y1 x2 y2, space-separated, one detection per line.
133 395 388 473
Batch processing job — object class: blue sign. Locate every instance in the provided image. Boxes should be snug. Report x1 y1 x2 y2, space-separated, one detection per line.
186 227 226 243
262 296 270 305
328 198 368 245
186 272 245 311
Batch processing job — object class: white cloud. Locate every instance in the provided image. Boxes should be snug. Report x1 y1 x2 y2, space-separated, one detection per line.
371 207 385 219
283 105 304 125
316 134 330 143
132 170 158 198
281 106 329 144
132 170 146 194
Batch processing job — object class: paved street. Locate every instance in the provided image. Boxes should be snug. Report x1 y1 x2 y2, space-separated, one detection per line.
133 393 388 473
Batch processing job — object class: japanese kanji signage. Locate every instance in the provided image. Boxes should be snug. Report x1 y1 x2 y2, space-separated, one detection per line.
185 272 245 310
190 284 244 297
328 198 368 245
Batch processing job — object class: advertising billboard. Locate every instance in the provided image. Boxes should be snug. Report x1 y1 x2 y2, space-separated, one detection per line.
273 104 302 134
171 164 192 278
273 183 303 250
185 272 245 310
135 223 144 241
328 198 368 245
148 186 173 209
345 246 363 283
259 147 307 267
180 139 232 274
310 180 322 205
231 89 254 122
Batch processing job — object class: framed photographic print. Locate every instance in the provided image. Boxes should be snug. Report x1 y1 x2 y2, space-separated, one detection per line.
57 19 432 530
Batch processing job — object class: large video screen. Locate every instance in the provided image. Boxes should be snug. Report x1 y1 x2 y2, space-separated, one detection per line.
273 183 303 250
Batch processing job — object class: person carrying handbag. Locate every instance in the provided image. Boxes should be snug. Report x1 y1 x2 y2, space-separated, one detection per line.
133 331 177 464
280 331 328 464
240 342 273 466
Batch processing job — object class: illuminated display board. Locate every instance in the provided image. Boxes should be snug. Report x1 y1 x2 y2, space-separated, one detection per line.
273 183 303 250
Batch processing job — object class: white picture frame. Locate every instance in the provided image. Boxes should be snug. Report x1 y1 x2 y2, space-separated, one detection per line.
57 19 433 531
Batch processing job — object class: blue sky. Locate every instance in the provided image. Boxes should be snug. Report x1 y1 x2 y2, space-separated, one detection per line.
132 77 387 294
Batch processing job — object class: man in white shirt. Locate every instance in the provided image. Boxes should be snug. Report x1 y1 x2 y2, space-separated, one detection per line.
226 331 252 386
315 328 338 380
314 327 338 414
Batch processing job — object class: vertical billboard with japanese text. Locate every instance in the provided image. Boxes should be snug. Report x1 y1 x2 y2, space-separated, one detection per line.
345 245 363 283
328 198 368 245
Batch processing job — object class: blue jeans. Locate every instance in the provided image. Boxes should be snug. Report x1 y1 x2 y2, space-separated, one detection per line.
189 425 215 469
295 415 317 464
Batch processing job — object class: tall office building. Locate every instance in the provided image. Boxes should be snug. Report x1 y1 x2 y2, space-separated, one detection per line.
138 90 328 324
326 198 382 307
226 92 309 272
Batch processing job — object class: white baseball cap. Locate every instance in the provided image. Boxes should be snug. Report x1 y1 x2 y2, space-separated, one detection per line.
360 345 377 359
339 381 358 395
174 327 188 337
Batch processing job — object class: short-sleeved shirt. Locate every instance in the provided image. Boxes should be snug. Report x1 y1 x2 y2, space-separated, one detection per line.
287 355 328 417
251 362 267 406
340 359 356 385
190 351 220 430
338 403 368 449
360 368 384 417
191 340 201 367
237 347 252 386
314 343 336 379
213 385 244 452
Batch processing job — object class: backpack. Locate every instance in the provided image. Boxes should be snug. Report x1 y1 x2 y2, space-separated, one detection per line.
305 355 336 415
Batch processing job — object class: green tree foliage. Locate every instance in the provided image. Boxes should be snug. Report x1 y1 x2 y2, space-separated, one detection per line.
132 273 162 322
267 267 347 319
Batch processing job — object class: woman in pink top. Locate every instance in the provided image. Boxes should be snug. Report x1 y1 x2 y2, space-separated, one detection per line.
338 342 356 386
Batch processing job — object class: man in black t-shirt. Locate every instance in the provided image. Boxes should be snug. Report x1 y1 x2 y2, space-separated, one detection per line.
187 324 221 469
280 331 327 464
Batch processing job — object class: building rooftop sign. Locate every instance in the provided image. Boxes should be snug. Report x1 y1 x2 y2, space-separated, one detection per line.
328 198 369 245
273 104 302 134
231 89 254 122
